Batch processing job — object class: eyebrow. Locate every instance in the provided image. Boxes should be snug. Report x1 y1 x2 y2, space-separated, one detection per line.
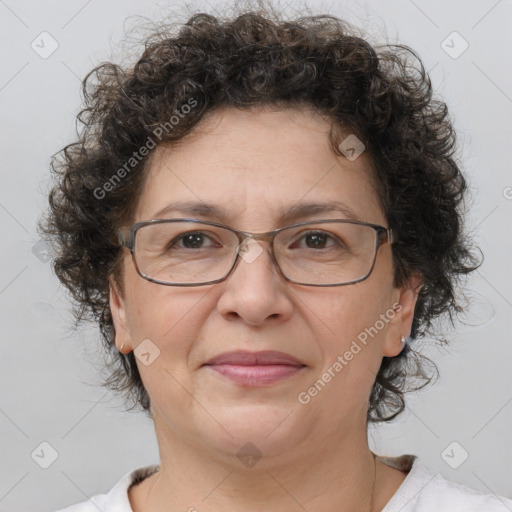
151 200 363 225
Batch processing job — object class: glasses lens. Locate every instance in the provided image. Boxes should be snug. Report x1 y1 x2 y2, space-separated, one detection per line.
134 222 237 284
274 221 378 285
132 220 379 285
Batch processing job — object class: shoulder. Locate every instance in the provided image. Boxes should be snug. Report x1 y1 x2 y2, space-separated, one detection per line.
379 454 512 512
52 464 160 512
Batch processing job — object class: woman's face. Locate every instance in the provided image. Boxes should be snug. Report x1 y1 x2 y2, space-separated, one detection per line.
110 106 420 464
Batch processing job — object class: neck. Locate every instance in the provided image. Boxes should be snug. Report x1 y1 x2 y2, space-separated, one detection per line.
136 412 380 512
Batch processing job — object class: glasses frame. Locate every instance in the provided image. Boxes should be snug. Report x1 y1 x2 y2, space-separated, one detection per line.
118 218 395 287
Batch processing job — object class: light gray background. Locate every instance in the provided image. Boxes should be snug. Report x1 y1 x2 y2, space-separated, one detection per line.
0 0 511 510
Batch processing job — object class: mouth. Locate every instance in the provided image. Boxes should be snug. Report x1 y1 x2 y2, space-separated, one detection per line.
203 350 307 387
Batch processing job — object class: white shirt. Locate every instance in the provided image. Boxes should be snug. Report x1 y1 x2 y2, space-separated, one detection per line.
54 454 512 511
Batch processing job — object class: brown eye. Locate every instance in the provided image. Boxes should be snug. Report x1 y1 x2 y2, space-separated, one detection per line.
289 230 342 250
168 231 220 250
303 231 331 249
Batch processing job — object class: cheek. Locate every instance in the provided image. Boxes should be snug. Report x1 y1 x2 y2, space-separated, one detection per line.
304 284 390 340
124 284 212 402
302 262 396 368
302 288 394 412
124 272 209 355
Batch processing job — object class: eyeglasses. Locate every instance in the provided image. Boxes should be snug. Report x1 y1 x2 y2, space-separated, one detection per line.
117 218 395 287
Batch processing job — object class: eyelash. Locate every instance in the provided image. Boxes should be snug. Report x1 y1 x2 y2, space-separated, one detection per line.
170 230 341 250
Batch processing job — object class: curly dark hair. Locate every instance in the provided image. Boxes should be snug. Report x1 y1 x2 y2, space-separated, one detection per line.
38 0 481 423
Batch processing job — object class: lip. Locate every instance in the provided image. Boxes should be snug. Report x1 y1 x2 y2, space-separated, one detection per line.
203 350 306 386
204 350 305 366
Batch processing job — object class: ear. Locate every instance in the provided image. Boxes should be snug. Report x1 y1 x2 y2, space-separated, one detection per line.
109 276 132 354
383 273 423 357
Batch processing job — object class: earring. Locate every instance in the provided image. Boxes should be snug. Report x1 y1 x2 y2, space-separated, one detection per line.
400 336 407 346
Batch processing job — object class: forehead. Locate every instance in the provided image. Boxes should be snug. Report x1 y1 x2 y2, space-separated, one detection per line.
135 106 385 228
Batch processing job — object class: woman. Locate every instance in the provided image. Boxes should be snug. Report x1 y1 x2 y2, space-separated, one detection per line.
40 2 511 511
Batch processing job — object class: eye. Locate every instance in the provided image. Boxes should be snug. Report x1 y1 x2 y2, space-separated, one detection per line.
304 231 332 249
290 230 339 250
169 231 220 250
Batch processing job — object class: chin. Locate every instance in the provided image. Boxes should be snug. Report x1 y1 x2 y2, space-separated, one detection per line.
195 403 311 461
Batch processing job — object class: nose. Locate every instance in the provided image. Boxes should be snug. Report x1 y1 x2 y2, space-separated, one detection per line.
216 238 294 326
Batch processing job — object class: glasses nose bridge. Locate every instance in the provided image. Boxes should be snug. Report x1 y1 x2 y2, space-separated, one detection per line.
228 228 284 284
234 228 278 253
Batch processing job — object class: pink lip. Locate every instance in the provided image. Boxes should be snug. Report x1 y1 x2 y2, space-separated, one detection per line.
203 350 306 386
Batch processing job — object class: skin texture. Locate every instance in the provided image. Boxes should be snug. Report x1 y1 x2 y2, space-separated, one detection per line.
110 106 422 512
